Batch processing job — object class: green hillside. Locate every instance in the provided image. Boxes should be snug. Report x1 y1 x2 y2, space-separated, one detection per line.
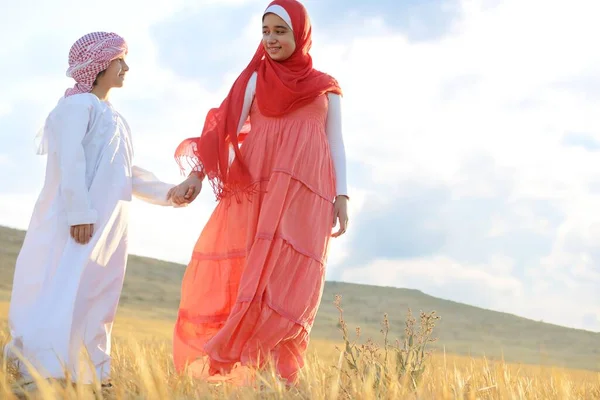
0 225 598 371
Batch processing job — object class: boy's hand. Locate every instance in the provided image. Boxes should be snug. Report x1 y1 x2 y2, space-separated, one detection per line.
70 224 94 245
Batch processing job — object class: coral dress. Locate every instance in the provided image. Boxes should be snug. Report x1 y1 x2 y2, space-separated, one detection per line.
173 93 335 382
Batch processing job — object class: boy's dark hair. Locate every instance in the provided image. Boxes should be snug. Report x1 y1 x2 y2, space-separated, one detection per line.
93 70 106 86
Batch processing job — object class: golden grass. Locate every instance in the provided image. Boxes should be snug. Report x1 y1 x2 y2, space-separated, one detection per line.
0 308 598 399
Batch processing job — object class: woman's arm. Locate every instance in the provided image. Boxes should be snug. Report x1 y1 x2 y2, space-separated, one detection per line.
326 93 348 198
173 74 257 205
190 72 257 181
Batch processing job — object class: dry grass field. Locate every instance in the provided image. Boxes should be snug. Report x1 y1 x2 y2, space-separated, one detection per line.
0 225 599 398
0 300 598 399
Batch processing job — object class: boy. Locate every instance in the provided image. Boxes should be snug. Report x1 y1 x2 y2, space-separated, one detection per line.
4 32 186 389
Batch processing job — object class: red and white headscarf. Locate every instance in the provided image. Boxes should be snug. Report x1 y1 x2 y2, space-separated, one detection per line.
64 32 128 97
175 0 342 200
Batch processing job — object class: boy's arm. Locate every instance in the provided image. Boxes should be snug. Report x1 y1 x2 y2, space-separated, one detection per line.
55 101 98 227
132 165 183 207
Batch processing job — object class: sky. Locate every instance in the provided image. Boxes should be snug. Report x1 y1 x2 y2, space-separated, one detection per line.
0 0 599 332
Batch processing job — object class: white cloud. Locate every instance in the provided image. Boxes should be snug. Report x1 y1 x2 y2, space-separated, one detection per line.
313 0 600 331
0 195 38 230
342 255 524 301
313 0 600 190
0 103 11 118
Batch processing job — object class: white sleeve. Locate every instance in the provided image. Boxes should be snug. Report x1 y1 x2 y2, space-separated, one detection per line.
192 72 256 177
237 72 256 133
326 93 348 197
53 101 98 226
132 166 182 207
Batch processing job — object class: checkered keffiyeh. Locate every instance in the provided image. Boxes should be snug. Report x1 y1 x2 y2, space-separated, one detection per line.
64 32 128 97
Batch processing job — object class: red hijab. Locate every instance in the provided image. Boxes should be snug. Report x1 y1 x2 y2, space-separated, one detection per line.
175 0 342 200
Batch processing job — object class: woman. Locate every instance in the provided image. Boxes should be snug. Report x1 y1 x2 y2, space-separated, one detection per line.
169 0 349 384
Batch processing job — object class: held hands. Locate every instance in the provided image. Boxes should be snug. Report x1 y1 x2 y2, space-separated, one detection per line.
167 175 202 206
70 224 94 245
332 195 349 238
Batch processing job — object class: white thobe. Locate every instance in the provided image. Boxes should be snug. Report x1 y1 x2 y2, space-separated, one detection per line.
4 93 177 383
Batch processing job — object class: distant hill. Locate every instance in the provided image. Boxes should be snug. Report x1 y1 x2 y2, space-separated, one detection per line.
0 225 598 371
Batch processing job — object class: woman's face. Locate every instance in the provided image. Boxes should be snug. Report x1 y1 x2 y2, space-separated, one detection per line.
262 13 296 61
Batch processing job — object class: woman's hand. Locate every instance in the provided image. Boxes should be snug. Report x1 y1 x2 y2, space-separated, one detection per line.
168 174 202 205
332 195 349 238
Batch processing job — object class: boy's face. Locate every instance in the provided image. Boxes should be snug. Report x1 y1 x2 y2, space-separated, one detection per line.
96 56 129 89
